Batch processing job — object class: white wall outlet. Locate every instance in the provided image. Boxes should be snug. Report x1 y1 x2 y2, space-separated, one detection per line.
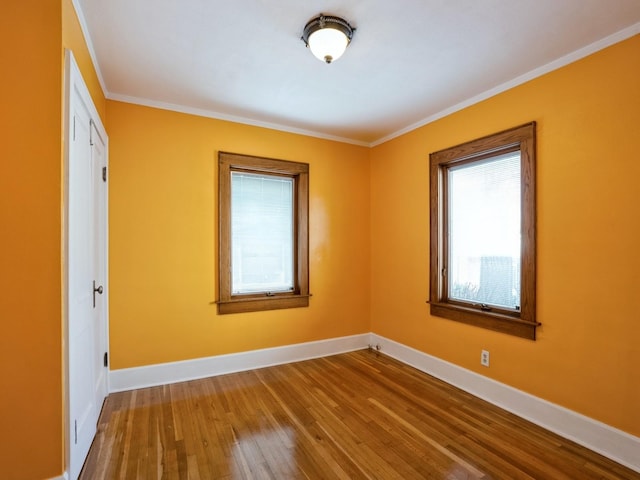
481 350 490 367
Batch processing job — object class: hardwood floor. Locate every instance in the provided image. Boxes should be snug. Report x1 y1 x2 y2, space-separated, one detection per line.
81 350 639 479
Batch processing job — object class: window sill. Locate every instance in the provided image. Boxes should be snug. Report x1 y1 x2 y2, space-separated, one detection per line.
217 294 310 314
429 302 538 340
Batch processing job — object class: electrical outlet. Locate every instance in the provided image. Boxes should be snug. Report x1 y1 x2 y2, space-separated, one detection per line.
481 350 490 367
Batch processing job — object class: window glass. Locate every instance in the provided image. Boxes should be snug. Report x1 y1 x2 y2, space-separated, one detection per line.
448 152 521 310
231 172 294 294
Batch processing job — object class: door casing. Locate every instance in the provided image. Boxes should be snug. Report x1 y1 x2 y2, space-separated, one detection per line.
63 49 110 480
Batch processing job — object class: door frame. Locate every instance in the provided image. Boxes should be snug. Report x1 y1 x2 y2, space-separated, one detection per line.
63 49 110 479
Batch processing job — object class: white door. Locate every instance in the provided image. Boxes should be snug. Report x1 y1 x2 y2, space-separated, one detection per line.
91 120 108 413
66 51 109 480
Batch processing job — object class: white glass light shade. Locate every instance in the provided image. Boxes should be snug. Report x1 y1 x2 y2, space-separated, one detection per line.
302 15 354 64
308 28 349 63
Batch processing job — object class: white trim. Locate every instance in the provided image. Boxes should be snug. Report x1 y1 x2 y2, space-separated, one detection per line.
72 0 365 147
108 332 639 472
65 6 639 149
109 333 372 392
48 473 68 480
106 93 371 147
371 22 640 147
70 0 108 95
108 19 639 148
85 19 638 149
63 49 110 480
369 333 640 474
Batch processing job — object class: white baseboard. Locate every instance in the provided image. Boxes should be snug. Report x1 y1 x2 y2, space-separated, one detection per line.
48 473 68 480
109 333 372 393
369 333 640 474
108 332 638 473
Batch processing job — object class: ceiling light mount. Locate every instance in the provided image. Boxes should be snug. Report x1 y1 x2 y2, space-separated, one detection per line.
302 14 355 64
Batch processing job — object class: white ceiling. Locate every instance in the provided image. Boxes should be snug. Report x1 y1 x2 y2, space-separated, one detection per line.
76 0 640 146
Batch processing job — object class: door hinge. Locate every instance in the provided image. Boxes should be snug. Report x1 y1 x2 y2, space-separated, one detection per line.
72 115 76 141
89 119 94 146
102 166 107 182
104 352 108 367
74 419 78 445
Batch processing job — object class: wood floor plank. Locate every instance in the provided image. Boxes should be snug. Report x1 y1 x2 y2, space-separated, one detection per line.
81 350 639 479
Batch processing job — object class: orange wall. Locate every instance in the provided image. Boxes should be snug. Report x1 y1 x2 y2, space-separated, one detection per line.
0 1 63 478
0 1 106 478
106 102 371 369
0 4 636 477
370 35 640 437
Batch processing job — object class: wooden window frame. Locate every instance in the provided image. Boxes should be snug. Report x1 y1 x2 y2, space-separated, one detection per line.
217 152 309 314
429 123 538 340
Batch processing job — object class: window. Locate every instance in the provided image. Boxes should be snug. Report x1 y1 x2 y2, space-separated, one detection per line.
218 152 309 314
429 123 538 339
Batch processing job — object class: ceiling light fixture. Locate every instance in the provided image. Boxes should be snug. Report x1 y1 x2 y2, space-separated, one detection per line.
301 14 355 64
